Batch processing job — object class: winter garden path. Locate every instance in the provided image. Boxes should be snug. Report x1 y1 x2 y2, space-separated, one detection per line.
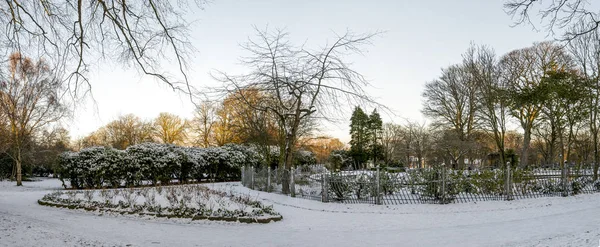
0 179 599 247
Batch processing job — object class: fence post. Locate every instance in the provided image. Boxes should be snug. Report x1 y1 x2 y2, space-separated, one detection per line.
441 163 446 204
321 173 329 203
250 166 255 190
267 166 271 192
290 168 296 197
505 162 513 201
241 166 245 186
376 165 381 205
562 161 568 197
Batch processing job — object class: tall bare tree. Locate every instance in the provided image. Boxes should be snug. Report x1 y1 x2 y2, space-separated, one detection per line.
153 112 188 145
381 123 403 164
568 26 600 178
464 45 510 167
214 27 379 194
407 121 430 168
422 63 478 168
104 114 153 149
192 101 217 148
0 1 205 99
213 102 240 146
0 53 67 186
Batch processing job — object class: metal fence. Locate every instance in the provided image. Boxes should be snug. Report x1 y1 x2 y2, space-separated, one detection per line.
241 164 600 205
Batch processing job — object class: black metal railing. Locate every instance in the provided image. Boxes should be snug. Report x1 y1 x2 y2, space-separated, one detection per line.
241 164 600 205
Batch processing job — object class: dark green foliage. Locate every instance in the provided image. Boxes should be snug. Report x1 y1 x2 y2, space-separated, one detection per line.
368 109 384 163
349 107 385 169
327 174 353 200
419 168 458 203
328 150 353 171
349 106 370 168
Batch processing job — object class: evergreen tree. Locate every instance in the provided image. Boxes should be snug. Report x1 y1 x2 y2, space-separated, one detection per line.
368 109 384 165
349 107 370 169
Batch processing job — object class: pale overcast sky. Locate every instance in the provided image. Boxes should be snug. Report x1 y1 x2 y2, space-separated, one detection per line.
70 0 551 143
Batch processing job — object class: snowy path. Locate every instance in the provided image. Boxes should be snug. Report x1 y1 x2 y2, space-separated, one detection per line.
1 179 599 247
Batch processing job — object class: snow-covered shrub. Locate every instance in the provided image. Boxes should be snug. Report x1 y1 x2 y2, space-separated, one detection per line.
327 173 353 200
353 173 372 199
57 151 80 188
295 150 316 166
180 146 207 182
328 150 353 171
418 168 460 203
57 143 263 189
126 143 180 185
96 148 127 188
378 172 399 195
467 169 504 196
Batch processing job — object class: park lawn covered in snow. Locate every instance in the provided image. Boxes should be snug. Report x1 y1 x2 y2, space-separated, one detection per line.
1 178 600 247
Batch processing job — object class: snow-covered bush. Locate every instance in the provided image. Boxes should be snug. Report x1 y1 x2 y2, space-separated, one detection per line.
57 143 261 189
57 151 81 189
328 150 353 171
295 150 316 166
126 143 183 186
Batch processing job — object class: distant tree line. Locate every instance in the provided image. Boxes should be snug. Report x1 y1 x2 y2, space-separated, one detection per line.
405 32 600 182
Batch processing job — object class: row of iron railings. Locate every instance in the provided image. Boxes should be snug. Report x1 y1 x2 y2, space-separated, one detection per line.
241 164 600 204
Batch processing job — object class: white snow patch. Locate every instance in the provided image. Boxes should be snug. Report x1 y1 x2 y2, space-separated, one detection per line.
1 178 600 246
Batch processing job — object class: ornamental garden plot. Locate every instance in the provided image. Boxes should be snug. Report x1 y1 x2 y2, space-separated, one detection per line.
38 184 282 224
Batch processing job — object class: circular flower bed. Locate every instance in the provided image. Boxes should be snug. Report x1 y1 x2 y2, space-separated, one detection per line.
38 184 282 224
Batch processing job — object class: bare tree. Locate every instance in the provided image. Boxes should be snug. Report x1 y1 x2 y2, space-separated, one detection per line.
406 121 430 168
104 114 153 149
381 123 403 164
0 53 67 186
422 63 478 168
505 0 599 41
0 1 206 99
463 44 510 167
78 126 110 149
192 101 217 148
153 112 188 145
213 102 240 146
214 27 379 194
568 25 600 177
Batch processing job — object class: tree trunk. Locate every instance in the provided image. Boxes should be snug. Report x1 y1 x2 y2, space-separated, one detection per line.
281 112 301 194
592 109 599 180
521 128 531 168
594 129 599 180
16 150 22 186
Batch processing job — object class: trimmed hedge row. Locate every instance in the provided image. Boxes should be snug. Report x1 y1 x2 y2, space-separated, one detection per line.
57 143 261 189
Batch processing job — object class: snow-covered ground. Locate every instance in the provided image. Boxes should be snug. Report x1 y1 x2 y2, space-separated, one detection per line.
1 178 599 247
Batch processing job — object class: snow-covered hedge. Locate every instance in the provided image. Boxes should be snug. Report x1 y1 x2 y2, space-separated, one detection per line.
57 143 261 189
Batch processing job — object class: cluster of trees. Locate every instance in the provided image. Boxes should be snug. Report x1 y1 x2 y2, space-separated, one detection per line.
325 0 600 173
418 35 600 175
77 88 340 168
77 113 186 149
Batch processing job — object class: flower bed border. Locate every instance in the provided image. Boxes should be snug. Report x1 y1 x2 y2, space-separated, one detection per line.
38 187 283 224
38 199 282 224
